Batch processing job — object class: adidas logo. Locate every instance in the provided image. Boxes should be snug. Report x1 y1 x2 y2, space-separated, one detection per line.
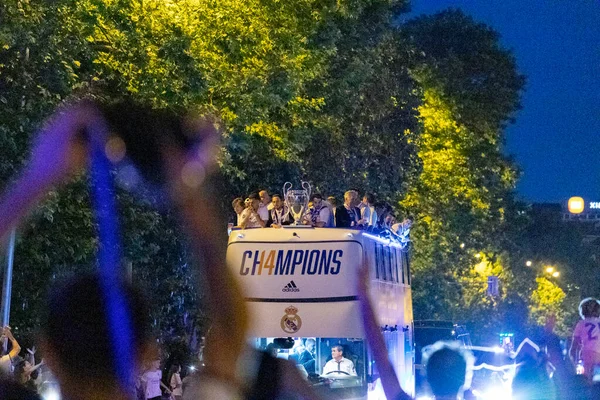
282 280 300 293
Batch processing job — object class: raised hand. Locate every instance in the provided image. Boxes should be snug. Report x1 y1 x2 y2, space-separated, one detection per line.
27 101 107 187
3 326 14 340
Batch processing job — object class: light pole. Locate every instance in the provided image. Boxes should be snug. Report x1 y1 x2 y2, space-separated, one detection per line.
0 228 16 354
1 228 16 327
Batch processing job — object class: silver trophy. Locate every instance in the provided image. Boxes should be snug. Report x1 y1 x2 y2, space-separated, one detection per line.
283 181 311 226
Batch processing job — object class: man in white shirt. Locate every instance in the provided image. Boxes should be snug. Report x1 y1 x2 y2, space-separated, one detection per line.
322 345 356 376
360 193 378 227
240 193 266 229
258 190 273 221
307 194 331 227
0 326 21 376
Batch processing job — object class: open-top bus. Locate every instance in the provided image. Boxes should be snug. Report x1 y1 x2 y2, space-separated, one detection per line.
226 226 414 399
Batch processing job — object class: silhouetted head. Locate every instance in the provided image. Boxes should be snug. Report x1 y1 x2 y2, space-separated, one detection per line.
40 273 152 393
423 341 473 399
579 298 600 319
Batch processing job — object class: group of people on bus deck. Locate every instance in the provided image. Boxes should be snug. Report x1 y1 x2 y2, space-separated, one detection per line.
232 189 398 230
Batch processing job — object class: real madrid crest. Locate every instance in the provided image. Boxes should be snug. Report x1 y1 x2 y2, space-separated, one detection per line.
280 305 302 334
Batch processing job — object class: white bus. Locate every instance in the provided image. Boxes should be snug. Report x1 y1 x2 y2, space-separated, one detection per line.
226 226 415 399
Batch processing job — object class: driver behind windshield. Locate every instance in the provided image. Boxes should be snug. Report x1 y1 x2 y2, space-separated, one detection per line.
322 345 356 376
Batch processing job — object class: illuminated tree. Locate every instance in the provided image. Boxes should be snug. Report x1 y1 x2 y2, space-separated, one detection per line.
399 10 526 339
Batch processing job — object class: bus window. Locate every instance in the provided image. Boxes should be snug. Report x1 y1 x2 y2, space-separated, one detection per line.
374 243 381 280
396 248 404 284
379 246 387 281
385 247 393 282
382 246 388 282
252 337 367 399
390 247 397 283
404 252 411 285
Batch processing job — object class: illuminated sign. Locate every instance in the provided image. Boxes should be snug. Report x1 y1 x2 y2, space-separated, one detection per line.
568 197 585 214
590 202 600 209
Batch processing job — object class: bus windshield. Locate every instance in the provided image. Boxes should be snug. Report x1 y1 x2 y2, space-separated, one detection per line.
253 337 367 399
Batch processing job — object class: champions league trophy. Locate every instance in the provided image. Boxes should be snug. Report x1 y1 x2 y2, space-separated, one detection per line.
283 181 311 227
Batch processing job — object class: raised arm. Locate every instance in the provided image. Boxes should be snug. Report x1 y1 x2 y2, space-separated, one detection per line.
569 323 582 366
161 122 249 386
4 327 21 360
0 103 103 244
357 261 412 400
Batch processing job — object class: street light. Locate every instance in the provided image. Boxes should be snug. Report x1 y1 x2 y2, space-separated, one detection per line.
552 271 560 278
545 266 554 274
526 260 532 267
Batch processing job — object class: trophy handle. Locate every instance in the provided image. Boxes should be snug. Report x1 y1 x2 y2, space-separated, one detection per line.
283 182 292 197
301 181 312 198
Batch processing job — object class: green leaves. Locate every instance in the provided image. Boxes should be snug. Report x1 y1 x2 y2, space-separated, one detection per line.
0 1 533 343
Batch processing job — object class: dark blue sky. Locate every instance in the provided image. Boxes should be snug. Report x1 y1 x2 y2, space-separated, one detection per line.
407 0 600 203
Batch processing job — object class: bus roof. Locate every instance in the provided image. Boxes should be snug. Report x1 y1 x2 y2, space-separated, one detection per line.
229 226 409 250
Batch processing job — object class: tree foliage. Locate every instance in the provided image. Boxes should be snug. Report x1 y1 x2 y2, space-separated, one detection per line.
398 10 527 340
1 1 562 345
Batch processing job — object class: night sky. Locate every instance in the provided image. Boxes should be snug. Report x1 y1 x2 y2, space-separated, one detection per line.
406 0 600 203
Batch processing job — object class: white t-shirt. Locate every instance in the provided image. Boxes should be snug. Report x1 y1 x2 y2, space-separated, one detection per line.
170 372 183 396
361 206 378 226
240 208 263 228
316 206 331 227
322 357 356 375
574 317 600 354
142 369 162 399
257 203 269 222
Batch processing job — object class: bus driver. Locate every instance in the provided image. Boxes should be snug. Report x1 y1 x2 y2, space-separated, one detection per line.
322 345 356 376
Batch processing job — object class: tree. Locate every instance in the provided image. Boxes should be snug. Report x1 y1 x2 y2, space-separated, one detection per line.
398 9 525 340
1 0 418 341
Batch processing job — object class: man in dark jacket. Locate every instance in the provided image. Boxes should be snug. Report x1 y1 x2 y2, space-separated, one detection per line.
335 191 363 228
266 194 294 227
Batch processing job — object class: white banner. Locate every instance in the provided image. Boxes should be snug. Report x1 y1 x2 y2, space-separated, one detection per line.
227 240 363 300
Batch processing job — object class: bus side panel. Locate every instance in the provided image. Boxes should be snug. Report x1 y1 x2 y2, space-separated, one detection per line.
246 301 364 338
364 237 414 396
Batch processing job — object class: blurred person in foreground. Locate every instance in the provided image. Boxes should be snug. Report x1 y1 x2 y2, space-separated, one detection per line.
511 339 557 400
357 260 473 400
42 273 154 400
0 104 156 400
0 100 322 399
